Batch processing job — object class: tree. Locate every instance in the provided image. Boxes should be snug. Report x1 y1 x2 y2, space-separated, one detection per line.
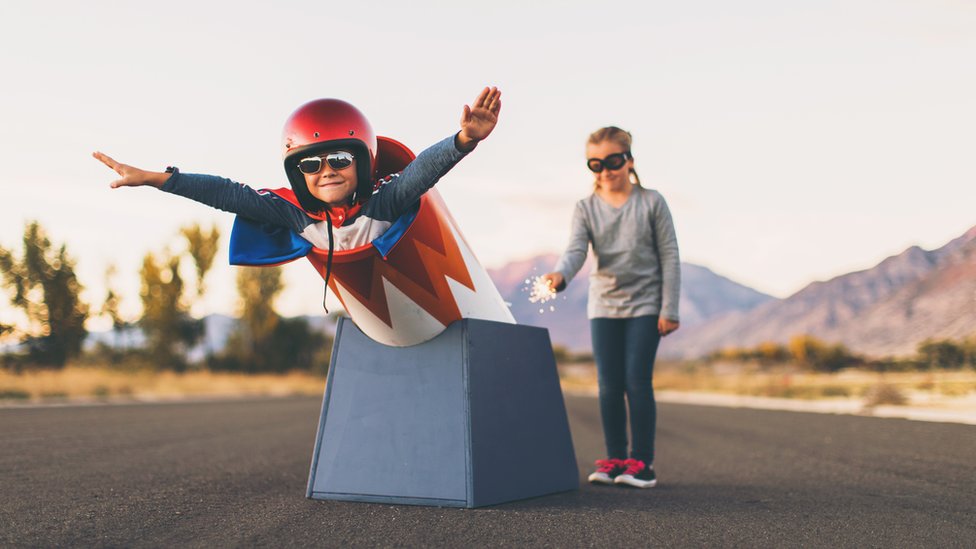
91 264 135 363
917 339 966 370
266 316 332 375
180 223 221 359
238 265 284 351
139 251 201 370
788 334 859 372
180 224 221 298
100 264 128 345
964 337 976 369
0 222 88 368
213 266 333 374
222 266 285 372
756 341 790 365
136 224 221 370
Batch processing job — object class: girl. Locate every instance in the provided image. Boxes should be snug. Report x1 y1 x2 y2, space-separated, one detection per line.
543 126 680 489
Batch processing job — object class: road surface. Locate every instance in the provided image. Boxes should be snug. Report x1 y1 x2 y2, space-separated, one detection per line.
2 396 974 547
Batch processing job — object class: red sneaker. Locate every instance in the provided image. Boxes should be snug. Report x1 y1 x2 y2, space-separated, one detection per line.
587 458 625 485
614 458 657 488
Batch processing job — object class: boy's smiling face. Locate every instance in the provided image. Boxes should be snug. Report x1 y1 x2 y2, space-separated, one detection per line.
302 150 358 205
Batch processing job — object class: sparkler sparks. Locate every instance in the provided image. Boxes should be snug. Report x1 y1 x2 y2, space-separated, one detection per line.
526 276 557 305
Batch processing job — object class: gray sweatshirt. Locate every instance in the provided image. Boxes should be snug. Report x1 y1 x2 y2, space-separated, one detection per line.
554 186 680 320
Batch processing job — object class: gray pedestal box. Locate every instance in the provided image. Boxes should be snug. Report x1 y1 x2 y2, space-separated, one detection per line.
306 317 579 508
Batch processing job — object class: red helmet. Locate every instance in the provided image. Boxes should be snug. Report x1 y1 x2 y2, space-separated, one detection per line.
281 99 378 213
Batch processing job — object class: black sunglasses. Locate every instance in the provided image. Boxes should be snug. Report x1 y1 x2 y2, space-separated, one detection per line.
587 151 632 173
297 151 355 175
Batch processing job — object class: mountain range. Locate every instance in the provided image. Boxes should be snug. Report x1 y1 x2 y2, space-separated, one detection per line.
661 225 976 358
84 225 976 361
490 225 976 359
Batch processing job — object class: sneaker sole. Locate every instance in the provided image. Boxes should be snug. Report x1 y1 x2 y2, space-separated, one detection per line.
587 472 617 485
614 474 657 488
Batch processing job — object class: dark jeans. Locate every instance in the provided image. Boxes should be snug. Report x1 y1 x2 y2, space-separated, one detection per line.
590 315 661 464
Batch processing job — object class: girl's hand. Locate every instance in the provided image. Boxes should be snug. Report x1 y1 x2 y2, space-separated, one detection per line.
456 86 501 152
92 151 170 189
659 317 680 337
542 272 565 293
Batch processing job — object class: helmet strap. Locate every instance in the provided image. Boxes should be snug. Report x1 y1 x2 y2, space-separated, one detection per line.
322 209 335 313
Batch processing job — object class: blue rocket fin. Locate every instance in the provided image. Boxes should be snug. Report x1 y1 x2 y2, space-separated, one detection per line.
372 203 419 259
229 216 312 266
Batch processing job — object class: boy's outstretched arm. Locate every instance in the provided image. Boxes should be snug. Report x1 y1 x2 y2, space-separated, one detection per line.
367 86 503 221
92 151 312 233
455 86 502 152
92 152 170 188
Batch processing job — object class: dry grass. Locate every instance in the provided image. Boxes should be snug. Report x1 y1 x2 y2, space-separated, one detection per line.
5 361 975 409
0 364 326 403
557 361 976 407
556 364 599 395
862 383 909 407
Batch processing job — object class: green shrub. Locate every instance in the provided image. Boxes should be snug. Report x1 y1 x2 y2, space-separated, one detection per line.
0 388 30 399
820 385 851 398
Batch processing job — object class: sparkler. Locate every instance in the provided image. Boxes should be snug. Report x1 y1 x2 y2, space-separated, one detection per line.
523 275 558 314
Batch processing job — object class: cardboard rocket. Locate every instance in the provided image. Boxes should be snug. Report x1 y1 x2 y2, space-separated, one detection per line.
228 134 578 507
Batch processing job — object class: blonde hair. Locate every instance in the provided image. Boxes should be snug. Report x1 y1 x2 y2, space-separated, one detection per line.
588 126 641 188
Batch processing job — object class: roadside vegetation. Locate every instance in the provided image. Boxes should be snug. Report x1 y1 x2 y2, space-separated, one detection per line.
0 366 324 402
2 220 975 407
1 221 332 403
554 335 976 407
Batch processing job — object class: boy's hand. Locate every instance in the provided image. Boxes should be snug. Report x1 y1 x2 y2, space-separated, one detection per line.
456 86 501 152
92 151 170 189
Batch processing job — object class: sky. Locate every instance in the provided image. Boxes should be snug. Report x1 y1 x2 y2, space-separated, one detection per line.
1 0 974 330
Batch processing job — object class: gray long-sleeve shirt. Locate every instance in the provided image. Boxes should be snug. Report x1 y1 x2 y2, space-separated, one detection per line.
554 186 680 320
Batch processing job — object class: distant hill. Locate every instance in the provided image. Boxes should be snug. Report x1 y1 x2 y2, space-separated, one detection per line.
85 225 976 361
663 225 976 358
487 255 774 353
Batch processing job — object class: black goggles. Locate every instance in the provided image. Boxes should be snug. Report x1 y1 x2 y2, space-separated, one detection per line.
297 151 355 175
587 151 632 173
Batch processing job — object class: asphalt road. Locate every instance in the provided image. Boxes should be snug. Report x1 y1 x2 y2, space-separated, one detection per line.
1 396 974 548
